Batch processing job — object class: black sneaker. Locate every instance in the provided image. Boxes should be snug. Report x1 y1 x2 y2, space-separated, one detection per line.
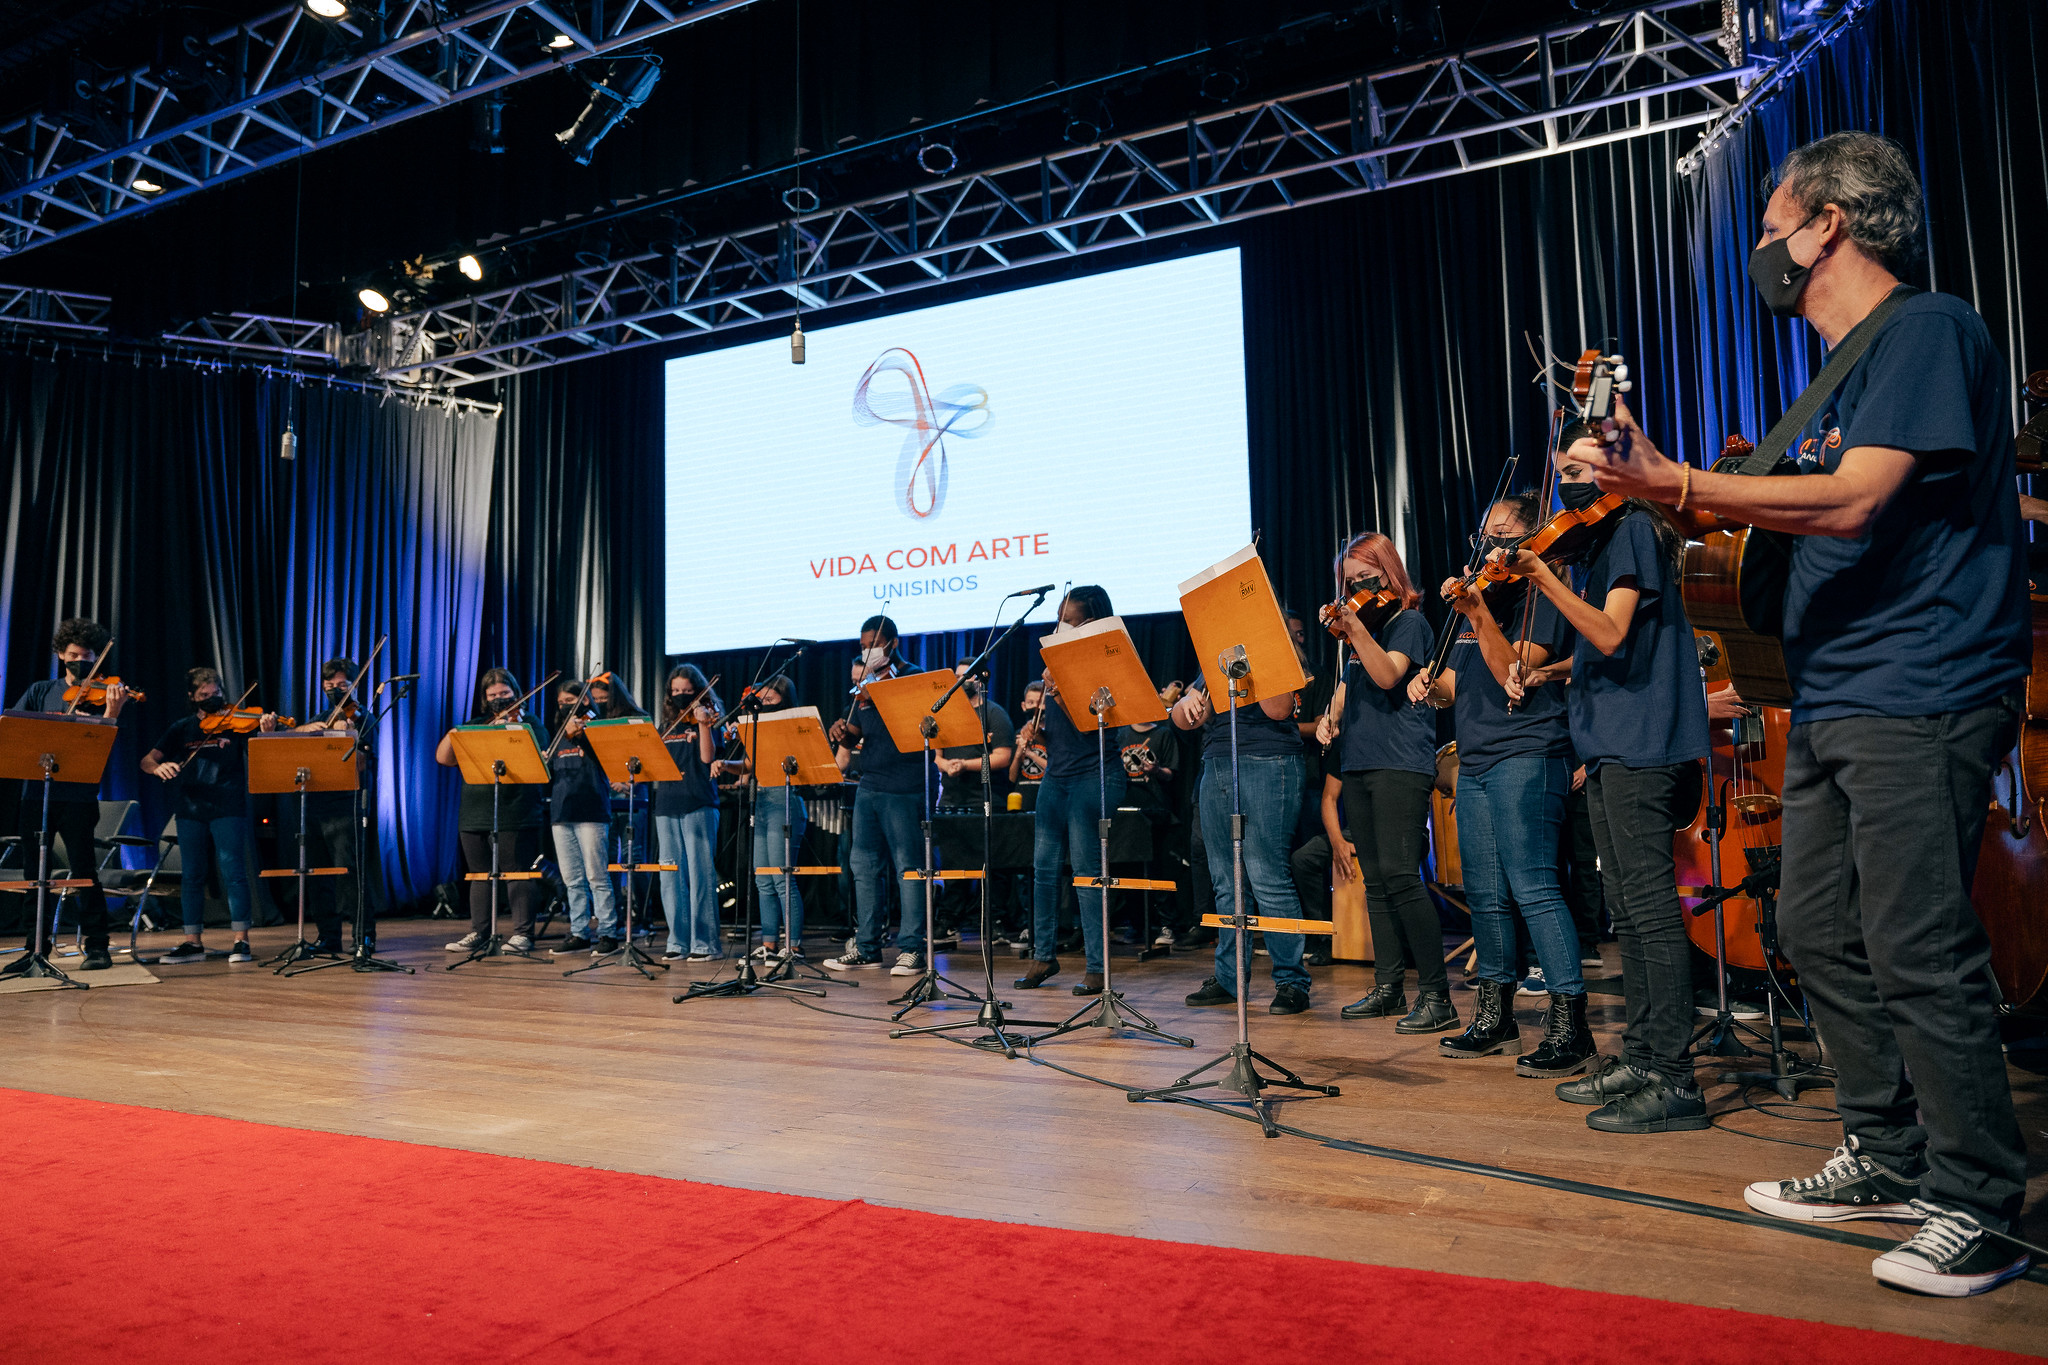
80 946 113 971
1871 1203 2031 1297
1268 985 1310 1015
312 939 344 957
1555 1054 1651 1105
1586 1075 1709 1133
592 936 622 955
159 941 208 965
1184 977 1234 1007
824 948 882 971
1340 984 1407 1020
550 935 594 955
226 940 254 963
1742 1138 1923 1223
1 952 35 976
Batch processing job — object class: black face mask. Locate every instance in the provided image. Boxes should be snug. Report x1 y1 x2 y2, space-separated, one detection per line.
196 695 228 714
1557 480 1603 512
1747 211 1820 318
325 684 351 701
62 659 93 680
673 692 697 710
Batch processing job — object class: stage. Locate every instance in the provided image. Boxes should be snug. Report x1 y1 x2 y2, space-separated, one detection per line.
3 919 2042 1358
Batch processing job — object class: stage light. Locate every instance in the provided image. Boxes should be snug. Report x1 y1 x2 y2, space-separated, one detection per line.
790 317 805 365
305 0 348 17
916 141 957 176
358 287 391 313
556 55 662 166
547 33 575 49
458 254 483 281
130 177 163 194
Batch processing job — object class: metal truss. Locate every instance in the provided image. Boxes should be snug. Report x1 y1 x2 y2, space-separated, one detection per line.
380 0 1779 388
0 284 112 335
161 311 338 360
0 0 755 258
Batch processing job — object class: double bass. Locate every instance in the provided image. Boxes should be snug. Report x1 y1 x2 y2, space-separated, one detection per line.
1971 366 2048 1013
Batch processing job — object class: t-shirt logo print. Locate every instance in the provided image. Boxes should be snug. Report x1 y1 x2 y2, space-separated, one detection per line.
852 348 993 520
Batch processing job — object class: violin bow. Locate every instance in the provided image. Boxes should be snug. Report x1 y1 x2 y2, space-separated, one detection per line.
488 671 560 724
61 637 115 716
323 635 388 728
659 673 724 742
542 664 610 762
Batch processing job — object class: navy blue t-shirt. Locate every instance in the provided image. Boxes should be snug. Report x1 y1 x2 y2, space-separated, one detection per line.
1199 691 1304 761
1449 587 1575 777
847 696 932 797
1040 690 1125 782
1567 508 1710 770
547 732 613 825
1335 608 1436 778
151 715 252 821
1782 292 2030 723
653 731 718 817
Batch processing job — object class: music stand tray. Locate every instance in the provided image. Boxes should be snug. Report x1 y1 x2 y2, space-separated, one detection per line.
1027 618 1188 1047
247 733 358 971
571 718 680 979
0 711 118 989
680 707 843 1001
1127 546 1336 1133
445 723 550 969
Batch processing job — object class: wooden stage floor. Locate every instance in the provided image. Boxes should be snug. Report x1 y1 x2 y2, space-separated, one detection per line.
4 920 2043 1355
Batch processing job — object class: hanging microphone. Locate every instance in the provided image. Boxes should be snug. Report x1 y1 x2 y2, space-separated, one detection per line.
280 420 297 461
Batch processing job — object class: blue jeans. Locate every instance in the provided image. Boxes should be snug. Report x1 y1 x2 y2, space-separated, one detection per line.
552 821 618 940
655 807 720 956
1031 770 1128 974
1457 753 1584 996
178 813 253 934
753 790 808 944
1201 754 1309 995
850 788 924 958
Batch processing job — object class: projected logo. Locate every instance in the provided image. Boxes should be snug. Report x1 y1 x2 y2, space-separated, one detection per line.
851 348 992 520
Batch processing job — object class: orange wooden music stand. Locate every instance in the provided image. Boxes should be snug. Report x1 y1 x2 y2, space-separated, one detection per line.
445 722 550 969
573 718 680 980
247 731 357 972
0 710 117 989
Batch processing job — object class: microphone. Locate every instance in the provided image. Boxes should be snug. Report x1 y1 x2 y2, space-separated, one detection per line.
387 673 421 684
780 638 819 645
1010 584 1056 597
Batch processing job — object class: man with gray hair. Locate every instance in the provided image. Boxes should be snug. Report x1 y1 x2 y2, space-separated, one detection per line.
1567 129 2031 1297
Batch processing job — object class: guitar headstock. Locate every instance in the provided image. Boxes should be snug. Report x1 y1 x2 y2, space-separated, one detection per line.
1571 349 1632 425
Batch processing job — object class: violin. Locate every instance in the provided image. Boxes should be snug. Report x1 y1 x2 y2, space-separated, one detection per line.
62 676 145 708
1318 575 1403 638
199 706 295 734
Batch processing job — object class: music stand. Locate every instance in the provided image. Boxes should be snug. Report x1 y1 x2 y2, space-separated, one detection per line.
247 732 357 972
1025 617 1191 1048
445 723 550 970
570 717 678 980
0 711 117 989
851 670 986 1018
678 707 842 1001
1128 546 1339 1135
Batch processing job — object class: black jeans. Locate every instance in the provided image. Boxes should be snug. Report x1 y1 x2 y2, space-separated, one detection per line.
306 802 367 944
1778 698 2026 1228
1584 762 1694 1085
1290 832 1334 919
461 828 541 936
1341 769 1445 995
12 797 109 950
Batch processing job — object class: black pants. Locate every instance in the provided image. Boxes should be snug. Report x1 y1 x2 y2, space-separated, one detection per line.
1584 762 1693 1085
306 802 367 944
1559 782 1605 952
13 797 109 950
1341 769 1445 994
462 828 541 936
1779 698 2026 1228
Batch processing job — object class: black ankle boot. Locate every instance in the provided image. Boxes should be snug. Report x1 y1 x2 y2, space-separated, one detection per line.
1438 979 1520 1056
1516 992 1597 1077
1340 982 1407 1020
1394 990 1459 1034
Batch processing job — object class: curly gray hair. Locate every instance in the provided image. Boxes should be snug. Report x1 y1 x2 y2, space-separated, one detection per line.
1771 131 1924 273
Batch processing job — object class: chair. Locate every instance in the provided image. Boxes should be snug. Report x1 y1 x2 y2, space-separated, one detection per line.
46 799 140 955
105 817 183 954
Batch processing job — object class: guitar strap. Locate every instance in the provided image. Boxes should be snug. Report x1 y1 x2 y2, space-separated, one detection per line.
1737 284 1921 477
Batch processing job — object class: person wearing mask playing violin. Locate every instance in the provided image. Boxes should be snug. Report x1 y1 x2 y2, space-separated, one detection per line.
2 618 130 975
141 668 279 965
1569 133 2031 1295
436 669 547 954
1011 586 1128 996
1495 424 1708 1134
1407 494 1595 1077
550 675 641 957
655 665 723 963
296 658 378 956
1317 534 1458 1033
712 675 810 963
825 616 933 976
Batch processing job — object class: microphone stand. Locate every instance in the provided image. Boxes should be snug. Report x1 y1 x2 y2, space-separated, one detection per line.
892 587 1063 1056
294 678 413 975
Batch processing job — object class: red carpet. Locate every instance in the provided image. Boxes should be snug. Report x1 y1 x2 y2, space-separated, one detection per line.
0 1087 2025 1364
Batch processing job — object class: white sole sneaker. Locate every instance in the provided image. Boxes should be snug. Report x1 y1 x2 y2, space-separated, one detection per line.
890 961 924 976
1742 1182 1921 1223
1871 1248 2030 1297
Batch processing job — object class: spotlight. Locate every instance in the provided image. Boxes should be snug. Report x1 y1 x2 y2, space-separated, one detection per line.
791 317 805 365
358 287 391 313
458 254 483 282
547 33 575 49
556 55 662 166
130 177 163 194
915 141 957 176
305 0 348 17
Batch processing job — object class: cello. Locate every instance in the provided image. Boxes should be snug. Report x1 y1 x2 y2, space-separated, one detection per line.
1970 366 2048 1013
